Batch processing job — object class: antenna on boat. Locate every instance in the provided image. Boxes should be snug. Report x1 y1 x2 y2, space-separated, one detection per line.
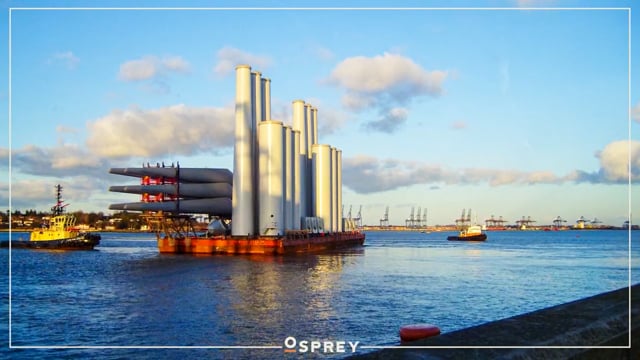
51 184 66 216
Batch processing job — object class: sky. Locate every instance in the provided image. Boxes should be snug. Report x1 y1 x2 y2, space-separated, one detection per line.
1 0 638 227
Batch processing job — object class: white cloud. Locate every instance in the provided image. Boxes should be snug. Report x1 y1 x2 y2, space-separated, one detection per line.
213 47 272 76
56 125 78 134
328 52 447 103
1 177 111 211
632 102 640 123
596 140 640 182
342 156 447 193
1 179 55 205
86 104 235 159
316 107 350 136
118 55 191 81
6 144 105 177
326 52 448 133
162 56 190 73
365 107 409 132
49 51 80 69
343 156 572 194
119 56 158 81
341 139 640 194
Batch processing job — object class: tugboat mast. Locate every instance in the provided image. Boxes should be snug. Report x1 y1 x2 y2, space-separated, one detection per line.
51 184 66 216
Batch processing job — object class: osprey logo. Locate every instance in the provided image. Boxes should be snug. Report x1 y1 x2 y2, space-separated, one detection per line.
283 336 360 354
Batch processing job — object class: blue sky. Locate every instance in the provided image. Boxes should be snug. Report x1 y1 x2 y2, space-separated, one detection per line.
1 0 638 227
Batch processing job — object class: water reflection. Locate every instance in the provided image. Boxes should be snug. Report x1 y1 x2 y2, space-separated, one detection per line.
226 251 364 343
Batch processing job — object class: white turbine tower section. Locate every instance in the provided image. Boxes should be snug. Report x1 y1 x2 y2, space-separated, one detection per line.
261 77 271 121
292 100 307 218
283 125 293 231
258 120 284 236
304 103 314 216
331 147 338 232
311 107 318 145
305 104 313 158
252 71 263 125
232 65 254 236
292 129 301 230
312 144 333 233
337 149 343 232
251 71 263 229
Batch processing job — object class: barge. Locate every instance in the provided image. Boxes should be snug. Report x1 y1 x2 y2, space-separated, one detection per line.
157 232 365 255
144 214 365 255
109 64 366 255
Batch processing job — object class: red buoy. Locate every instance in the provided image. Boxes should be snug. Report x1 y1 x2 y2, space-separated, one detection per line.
399 324 441 342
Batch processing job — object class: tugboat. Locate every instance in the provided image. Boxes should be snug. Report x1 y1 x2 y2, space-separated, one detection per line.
447 209 487 242
447 224 487 242
1 185 100 250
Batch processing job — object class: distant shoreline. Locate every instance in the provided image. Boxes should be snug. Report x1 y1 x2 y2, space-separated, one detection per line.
2 227 635 233
360 225 633 232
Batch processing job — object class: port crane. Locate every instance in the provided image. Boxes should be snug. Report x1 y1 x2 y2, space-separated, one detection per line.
516 216 535 230
354 205 363 228
575 216 589 229
422 208 427 228
380 206 389 227
552 216 567 229
455 209 472 229
485 215 507 229
405 207 415 228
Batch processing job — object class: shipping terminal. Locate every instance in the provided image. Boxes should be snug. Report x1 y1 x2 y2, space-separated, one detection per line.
108 65 365 255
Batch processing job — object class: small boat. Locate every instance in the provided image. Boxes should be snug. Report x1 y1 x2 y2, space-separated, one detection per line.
1 185 100 250
447 209 487 241
447 225 487 241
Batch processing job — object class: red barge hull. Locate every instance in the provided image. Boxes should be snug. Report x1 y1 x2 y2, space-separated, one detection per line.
157 232 365 255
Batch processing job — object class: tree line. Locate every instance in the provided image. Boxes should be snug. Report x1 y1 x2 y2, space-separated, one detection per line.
1 210 145 230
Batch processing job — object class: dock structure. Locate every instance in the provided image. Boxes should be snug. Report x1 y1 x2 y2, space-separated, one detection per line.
351 285 638 359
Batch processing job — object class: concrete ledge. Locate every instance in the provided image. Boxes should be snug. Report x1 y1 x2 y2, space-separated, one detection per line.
352 285 638 359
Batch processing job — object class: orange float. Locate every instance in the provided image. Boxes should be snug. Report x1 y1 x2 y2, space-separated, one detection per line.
399 324 441 342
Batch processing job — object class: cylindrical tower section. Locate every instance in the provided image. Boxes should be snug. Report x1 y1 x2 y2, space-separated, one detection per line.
262 78 271 121
292 130 301 230
304 103 314 218
331 147 338 232
258 121 285 236
292 100 307 218
312 107 319 145
232 65 254 236
252 71 263 124
283 126 293 231
251 71 262 231
312 144 333 233
337 149 343 232
305 104 313 159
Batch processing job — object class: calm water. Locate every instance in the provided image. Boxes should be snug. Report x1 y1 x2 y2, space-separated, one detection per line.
1 230 638 358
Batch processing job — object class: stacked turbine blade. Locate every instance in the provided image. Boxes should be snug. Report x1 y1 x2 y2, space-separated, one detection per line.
108 167 233 217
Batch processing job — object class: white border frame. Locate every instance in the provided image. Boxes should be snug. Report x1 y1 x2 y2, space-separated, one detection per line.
7 5 633 354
